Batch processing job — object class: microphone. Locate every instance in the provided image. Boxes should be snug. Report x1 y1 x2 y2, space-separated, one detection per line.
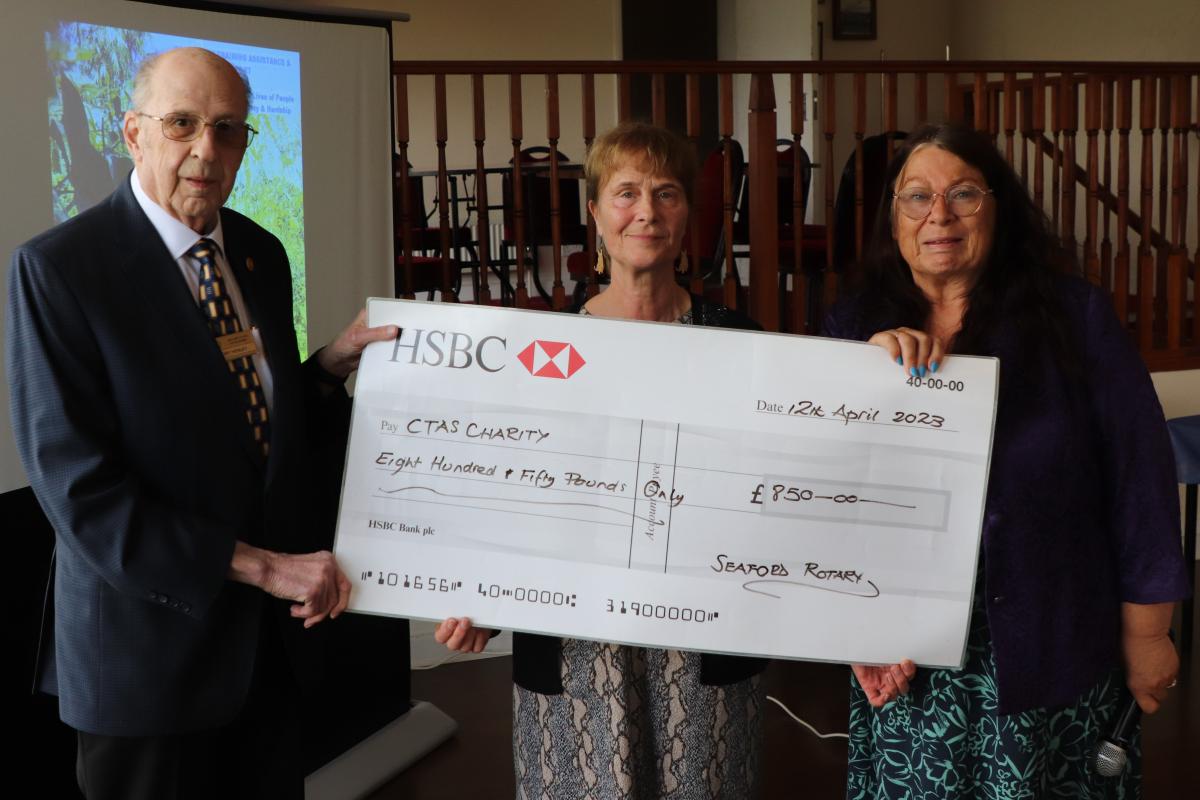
1092 691 1141 777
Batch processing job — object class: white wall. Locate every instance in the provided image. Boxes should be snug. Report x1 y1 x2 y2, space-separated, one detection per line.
391 0 622 171
718 0 817 174
949 0 1200 61
1152 370 1200 421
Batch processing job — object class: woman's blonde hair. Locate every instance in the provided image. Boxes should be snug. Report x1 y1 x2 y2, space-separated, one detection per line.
584 121 697 205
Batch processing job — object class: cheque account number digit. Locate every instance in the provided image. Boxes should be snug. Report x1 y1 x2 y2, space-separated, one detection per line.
605 598 719 623
478 583 578 608
375 573 463 592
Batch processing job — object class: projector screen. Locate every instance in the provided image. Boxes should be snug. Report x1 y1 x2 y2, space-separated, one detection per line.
1 0 396 493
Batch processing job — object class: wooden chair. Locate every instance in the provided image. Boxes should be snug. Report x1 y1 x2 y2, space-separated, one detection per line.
393 157 473 297
502 147 587 304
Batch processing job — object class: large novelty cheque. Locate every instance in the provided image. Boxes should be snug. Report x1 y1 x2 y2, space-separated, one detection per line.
333 299 998 667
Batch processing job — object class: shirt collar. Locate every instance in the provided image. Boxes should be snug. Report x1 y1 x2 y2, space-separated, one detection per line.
130 169 226 261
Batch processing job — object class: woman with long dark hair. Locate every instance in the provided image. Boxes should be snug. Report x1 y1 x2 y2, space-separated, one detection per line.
824 123 1189 797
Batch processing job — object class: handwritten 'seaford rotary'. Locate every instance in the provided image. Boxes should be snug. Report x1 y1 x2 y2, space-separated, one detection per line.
517 340 586 379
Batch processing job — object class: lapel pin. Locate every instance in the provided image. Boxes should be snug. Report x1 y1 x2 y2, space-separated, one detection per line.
245 256 255 272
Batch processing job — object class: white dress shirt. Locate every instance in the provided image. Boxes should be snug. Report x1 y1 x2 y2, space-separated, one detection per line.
130 171 275 411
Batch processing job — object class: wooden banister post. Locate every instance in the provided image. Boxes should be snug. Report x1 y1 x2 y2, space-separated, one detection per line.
973 71 987 132
471 74 492 304
546 73 565 310
748 72 779 331
509 74 529 308
1050 79 1063 236
1114 75 1132 328
720 73 738 310
687 72 704 295
884 72 898 163
1194 74 1199 346
943 71 958 123
1019 83 1032 188
582 73 598 300
1138 74 1157 351
791 71 808 334
822 71 838 316
1156 75 1172 337
1100 77 1114 294
853 73 867 266
434 74 457 302
1167 74 1191 350
1085 74 1101 286
652 72 667 128
1003 72 1017 166
914 72 928 125
1031 73 1046 212
394 73 415 300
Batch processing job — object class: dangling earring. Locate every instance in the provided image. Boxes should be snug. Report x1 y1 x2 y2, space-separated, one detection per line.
594 239 609 275
676 250 689 274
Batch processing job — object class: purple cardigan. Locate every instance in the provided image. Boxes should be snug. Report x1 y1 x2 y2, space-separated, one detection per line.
824 276 1191 714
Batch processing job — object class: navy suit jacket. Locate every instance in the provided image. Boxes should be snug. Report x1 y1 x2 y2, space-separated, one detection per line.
7 175 342 736
824 276 1191 713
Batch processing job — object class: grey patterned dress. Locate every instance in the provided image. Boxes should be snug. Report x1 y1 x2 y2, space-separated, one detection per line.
513 641 763 800
512 297 765 800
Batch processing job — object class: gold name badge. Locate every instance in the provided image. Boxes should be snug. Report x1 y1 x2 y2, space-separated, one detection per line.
216 330 259 360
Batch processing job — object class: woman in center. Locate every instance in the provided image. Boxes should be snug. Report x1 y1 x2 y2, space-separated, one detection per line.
437 121 767 799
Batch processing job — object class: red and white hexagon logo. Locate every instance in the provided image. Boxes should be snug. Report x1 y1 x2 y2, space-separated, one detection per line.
516 340 586 379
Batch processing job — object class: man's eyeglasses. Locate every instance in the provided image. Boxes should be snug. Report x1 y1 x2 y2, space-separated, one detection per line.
893 185 993 220
138 112 257 149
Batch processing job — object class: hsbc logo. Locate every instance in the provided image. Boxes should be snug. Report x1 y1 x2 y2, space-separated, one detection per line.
389 328 506 372
387 328 586 379
517 340 586 379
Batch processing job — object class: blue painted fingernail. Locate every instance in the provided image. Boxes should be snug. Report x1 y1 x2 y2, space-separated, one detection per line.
930 361 939 373
918 365 927 378
909 367 918 378
896 356 903 365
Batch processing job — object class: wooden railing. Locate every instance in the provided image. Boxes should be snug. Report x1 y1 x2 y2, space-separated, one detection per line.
392 60 1200 371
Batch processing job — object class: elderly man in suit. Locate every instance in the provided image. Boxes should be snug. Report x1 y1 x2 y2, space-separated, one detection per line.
7 47 395 799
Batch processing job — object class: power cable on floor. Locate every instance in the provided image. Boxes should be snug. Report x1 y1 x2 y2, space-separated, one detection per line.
414 652 849 743
411 649 514 671
765 694 849 740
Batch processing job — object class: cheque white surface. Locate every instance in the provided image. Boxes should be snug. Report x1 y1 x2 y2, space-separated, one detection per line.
334 299 999 667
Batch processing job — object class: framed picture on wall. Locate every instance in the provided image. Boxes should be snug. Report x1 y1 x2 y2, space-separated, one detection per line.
832 0 877 41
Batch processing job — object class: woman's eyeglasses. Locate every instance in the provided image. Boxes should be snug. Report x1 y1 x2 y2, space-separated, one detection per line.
893 185 992 219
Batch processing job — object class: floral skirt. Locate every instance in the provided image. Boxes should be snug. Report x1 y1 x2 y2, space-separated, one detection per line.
513 639 763 800
846 595 1140 799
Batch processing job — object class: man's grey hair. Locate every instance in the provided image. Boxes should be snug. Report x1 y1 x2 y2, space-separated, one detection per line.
130 48 253 113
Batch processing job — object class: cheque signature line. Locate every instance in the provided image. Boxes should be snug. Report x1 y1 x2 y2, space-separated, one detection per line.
752 409 959 434
741 578 881 599
372 466 636 503
378 484 664 527
684 502 761 516
372 493 630 528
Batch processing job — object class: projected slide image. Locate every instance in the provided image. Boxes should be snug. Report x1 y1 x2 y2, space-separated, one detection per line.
46 23 309 355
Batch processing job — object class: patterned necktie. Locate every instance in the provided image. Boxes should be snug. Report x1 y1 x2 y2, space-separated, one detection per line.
189 238 271 458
